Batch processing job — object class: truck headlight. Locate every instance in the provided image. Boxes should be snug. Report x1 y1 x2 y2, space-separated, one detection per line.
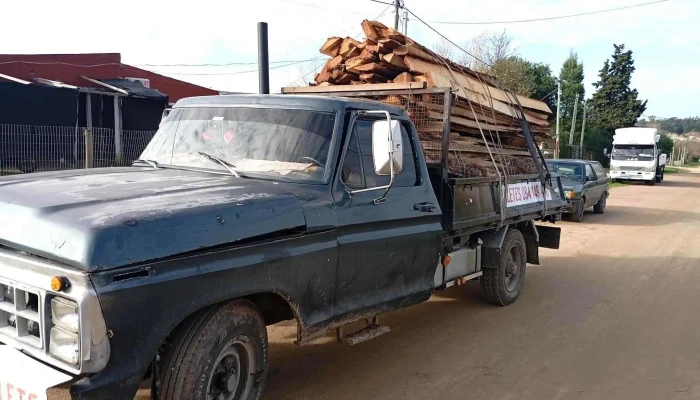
565 190 576 199
51 297 79 332
642 166 655 172
50 297 80 365
50 326 80 365
611 166 621 171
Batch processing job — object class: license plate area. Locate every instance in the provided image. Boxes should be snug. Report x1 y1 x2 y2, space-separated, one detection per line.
0 346 72 400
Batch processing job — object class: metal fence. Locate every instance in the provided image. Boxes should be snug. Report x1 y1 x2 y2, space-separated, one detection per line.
0 124 155 175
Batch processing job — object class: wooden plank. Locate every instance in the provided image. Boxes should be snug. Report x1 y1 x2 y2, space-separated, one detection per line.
381 53 408 70
404 56 552 114
333 72 357 85
281 82 427 94
393 45 409 56
345 46 362 58
393 72 414 83
360 73 388 83
320 37 343 57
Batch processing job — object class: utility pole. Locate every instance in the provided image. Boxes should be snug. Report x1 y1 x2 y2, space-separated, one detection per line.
569 93 579 147
403 10 409 34
554 81 562 158
394 0 401 30
579 99 587 148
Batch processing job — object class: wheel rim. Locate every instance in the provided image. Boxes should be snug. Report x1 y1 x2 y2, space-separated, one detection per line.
578 203 584 220
207 336 257 400
504 244 523 292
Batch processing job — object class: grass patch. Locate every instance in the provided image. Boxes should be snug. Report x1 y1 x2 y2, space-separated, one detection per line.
609 180 629 188
665 167 685 174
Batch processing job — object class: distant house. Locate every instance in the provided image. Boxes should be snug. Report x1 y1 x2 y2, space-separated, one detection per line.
0 53 219 172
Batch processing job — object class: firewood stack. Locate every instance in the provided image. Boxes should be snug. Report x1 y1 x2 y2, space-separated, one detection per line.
309 20 554 177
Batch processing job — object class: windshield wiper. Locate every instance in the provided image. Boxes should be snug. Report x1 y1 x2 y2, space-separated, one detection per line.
134 159 159 169
197 151 240 178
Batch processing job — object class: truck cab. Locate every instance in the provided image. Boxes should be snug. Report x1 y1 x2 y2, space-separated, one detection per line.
0 95 563 400
609 127 666 185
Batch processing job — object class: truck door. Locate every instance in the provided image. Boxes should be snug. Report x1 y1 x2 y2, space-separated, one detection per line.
331 114 443 320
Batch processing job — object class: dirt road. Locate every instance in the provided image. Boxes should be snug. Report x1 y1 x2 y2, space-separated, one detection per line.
139 168 700 400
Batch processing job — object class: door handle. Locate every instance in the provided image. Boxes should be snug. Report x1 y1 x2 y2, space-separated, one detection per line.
414 202 436 213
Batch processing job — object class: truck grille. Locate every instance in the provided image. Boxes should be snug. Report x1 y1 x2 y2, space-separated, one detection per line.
0 279 43 349
620 166 645 171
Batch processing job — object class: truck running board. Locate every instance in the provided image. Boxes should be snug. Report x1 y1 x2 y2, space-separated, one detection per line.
336 317 390 345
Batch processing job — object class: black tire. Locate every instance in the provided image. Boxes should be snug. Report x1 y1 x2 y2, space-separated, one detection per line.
570 199 585 222
157 300 268 400
593 193 607 214
481 229 527 306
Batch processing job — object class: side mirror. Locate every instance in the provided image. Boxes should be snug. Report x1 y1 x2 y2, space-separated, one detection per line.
372 119 403 175
350 110 402 204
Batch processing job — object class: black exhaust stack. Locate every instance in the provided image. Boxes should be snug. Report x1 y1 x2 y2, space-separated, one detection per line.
258 22 270 94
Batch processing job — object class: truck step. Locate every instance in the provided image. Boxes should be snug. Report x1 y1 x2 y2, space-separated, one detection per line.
339 324 390 345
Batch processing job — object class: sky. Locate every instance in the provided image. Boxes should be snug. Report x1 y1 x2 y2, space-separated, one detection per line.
1 0 697 118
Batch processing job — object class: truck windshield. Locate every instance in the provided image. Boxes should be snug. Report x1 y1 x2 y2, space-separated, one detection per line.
545 161 584 182
612 145 655 161
139 107 336 182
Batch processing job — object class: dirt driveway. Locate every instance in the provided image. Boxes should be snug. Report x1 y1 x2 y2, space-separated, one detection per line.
140 168 700 400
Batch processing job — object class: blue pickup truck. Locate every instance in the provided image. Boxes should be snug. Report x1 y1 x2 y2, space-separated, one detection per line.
0 93 565 400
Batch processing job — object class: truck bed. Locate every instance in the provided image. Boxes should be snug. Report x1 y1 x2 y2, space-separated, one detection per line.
284 84 566 233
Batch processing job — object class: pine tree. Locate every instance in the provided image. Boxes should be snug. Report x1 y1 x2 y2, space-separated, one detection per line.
559 51 585 142
588 44 647 136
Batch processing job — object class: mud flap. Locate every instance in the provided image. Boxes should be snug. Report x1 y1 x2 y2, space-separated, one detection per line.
537 225 561 249
477 226 509 269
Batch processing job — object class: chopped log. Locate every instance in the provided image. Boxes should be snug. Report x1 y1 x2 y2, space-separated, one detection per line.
320 37 343 57
345 46 362 58
359 48 379 61
345 56 371 71
339 37 363 57
346 62 396 78
381 53 408 70
327 55 345 71
393 72 414 83
359 73 388 83
318 82 332 86
333 71 357 85
393 45 409 56
281 82 427 94
361 20 380 41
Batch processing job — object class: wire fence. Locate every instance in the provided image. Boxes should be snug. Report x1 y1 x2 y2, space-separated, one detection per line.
0 124 155 175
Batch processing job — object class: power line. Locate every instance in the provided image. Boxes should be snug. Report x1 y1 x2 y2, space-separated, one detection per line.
134 58 323 67
274 0 383 16
403 7 494 70
151 58 324 76
426 0 670 25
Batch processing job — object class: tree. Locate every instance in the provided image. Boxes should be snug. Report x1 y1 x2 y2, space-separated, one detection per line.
588 44 647 135
432 37 453 60
658 134 674 156
461 30 517 72
559 51 585 142
528 62 557 118
489 56 535 96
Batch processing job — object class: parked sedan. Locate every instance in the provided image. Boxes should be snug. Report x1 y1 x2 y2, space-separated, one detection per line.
546 159 609 222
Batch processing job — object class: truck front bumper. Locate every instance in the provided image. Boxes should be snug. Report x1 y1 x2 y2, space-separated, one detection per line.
610 171 655 180
563 198 582 214
0 345 143 400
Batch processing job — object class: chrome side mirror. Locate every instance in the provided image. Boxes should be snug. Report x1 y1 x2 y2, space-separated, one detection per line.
350 110 402 204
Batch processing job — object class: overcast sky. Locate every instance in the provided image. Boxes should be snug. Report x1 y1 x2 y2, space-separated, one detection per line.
2 0 696 118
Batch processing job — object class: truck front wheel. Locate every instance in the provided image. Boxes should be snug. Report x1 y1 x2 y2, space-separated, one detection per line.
157 300 268 400
481 229 527 306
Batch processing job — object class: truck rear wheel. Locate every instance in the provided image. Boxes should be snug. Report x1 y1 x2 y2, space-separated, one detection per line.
157 300 268 400
481 229 527 306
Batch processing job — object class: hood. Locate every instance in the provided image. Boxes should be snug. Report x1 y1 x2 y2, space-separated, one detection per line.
559 177 584 191
0 168 306 271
